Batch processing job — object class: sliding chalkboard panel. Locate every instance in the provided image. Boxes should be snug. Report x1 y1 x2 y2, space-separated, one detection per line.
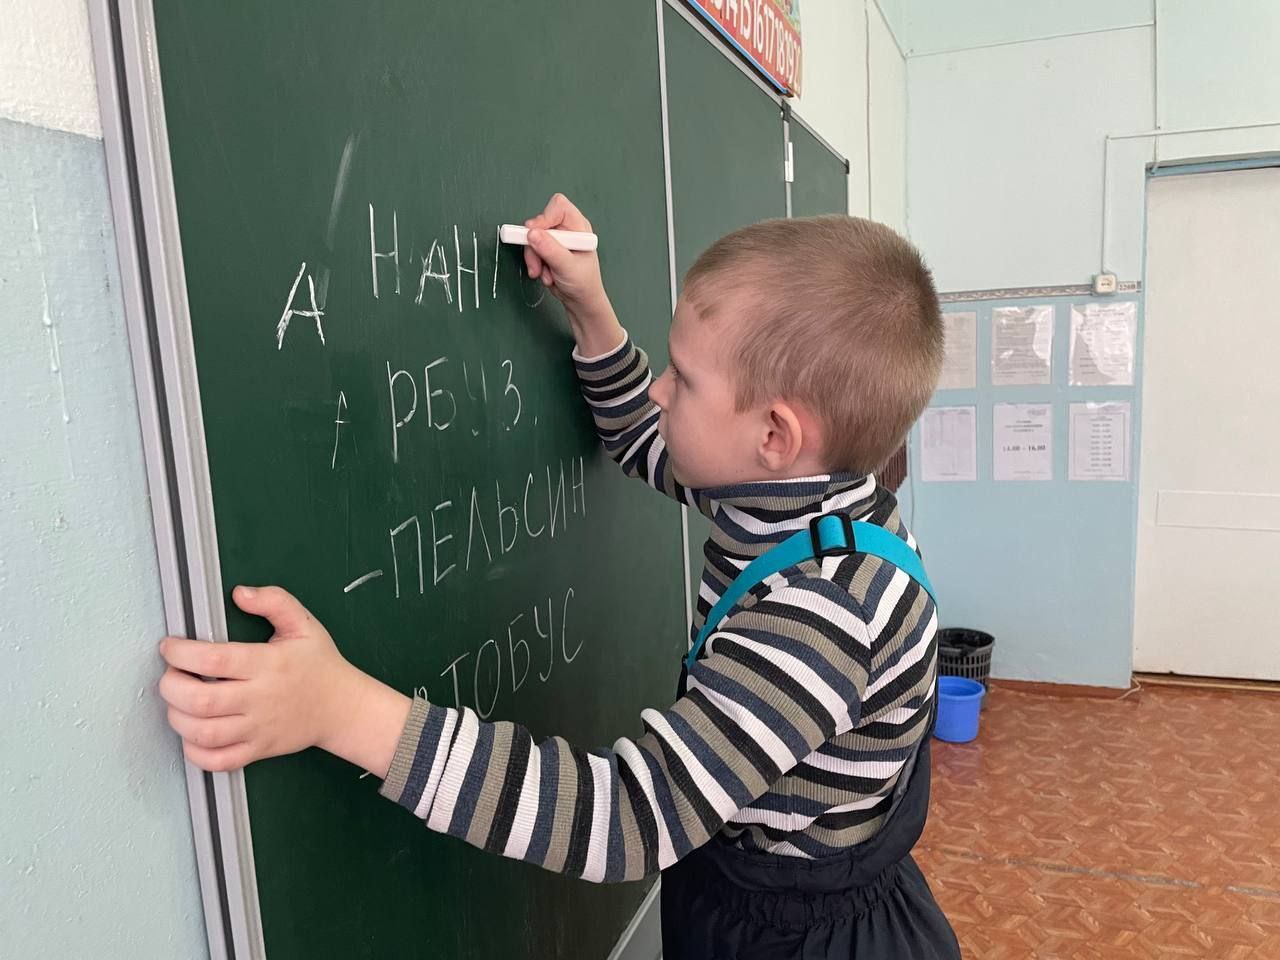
790 117 850 217
788 117 849 216
151 1 686 956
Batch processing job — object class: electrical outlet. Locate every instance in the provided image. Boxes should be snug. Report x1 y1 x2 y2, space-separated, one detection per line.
1093 272 1118 295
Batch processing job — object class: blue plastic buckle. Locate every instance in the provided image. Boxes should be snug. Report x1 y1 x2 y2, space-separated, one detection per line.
809 513 856 558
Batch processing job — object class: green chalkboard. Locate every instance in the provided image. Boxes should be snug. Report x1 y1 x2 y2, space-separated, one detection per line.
789 118 850 218
153 2 686 957
664 11 788 604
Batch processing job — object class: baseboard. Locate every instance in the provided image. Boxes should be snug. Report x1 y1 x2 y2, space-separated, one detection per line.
990 678 1138 700
606 878 662 960
1134 672 1280 695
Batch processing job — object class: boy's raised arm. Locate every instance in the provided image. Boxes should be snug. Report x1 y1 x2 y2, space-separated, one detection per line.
526 194 701 508
574 336 699 506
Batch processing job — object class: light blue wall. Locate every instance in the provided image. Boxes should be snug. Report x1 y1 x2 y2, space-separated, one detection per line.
905 0 1280 289
907 26 1155 290
0 117 208 957
901 294 1143 687
1154 0 1280 161
868 0 908 231
871 0 910 53
899 0 1153 55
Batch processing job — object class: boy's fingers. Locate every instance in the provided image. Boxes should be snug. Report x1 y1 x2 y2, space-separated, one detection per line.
525 229 576 273
525 195 563 229
183 740 256 774
524 244 542 279
231 584 314 637
160 636 257 679
528 193 591 232
167 707 251 751
159 666 246 718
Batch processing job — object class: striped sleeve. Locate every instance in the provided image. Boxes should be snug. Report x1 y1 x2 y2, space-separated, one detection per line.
572 335 702 510
379 577 874 882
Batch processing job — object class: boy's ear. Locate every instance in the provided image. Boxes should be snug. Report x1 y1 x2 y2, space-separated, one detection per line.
759 402 805 472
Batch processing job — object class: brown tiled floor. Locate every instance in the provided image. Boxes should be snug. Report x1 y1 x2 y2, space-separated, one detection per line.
917 683 1280 958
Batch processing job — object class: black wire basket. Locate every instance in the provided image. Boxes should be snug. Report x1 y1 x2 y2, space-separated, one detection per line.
937 628 994 690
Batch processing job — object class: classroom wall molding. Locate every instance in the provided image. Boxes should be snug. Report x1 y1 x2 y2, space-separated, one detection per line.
991 678 1141 701
940 281 1142 303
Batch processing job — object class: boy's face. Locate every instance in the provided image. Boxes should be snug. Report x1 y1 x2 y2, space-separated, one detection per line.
649 295 764 489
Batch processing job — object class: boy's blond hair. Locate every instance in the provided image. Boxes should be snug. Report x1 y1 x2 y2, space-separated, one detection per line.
684 215 943 476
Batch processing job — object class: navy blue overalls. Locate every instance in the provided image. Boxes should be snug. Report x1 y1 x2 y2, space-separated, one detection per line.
661 514 961 959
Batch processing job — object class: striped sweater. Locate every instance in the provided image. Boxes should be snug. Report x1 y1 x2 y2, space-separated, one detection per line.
379 336 939 881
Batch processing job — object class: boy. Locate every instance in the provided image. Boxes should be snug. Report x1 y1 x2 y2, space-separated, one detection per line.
160 195 960 958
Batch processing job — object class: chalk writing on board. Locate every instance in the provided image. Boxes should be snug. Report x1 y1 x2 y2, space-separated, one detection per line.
439 585 577 719
281 196 599 719
521 264 547 309
389 515 424 599
501 359 522 428
507 613 530 693
372 205 499 313
343 570 383 594
416 238 453 306
344 457 587 598
465 486 494 572
423 357 458 431
276 261 326 349
424 500 452 586
386 362 418 464
387 356 525 456
491 225 501 299
369 205 400 299
331 390 348 469
461 360 486 438
453 224 479 312
364 204 557 316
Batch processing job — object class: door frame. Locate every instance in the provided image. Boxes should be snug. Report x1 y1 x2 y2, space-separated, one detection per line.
1132 153 1280 679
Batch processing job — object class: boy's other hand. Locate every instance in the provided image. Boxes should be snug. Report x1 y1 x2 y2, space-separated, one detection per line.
158 585 404 775
524 194 624 356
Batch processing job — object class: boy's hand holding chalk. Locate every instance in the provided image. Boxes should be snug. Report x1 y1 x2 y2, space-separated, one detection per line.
514 194 625 358
499 224 598 252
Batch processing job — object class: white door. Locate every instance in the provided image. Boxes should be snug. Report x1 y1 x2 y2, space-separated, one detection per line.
1133 167 1280 681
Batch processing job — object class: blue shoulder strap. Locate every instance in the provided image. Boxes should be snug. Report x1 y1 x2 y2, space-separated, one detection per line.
685 513 936 670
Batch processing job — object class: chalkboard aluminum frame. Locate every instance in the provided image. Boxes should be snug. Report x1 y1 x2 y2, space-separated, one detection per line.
88 1 266 958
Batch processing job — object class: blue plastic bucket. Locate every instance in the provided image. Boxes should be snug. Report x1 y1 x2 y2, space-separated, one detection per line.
934 676 986 743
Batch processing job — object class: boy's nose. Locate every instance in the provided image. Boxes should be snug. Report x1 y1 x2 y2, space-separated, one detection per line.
649 370 669 409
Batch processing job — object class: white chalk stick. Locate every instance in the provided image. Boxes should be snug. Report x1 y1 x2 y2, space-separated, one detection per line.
499 224 598 252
